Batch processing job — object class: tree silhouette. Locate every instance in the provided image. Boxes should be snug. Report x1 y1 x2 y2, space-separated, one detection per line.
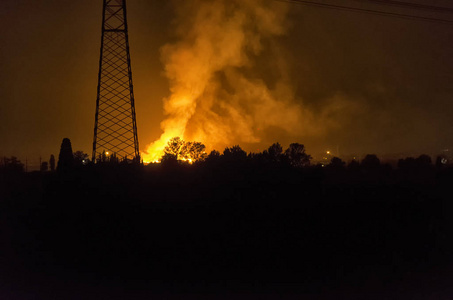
181 141 207 162
205 150 221 166
264 142 283 163
329 156 345 170
399 154 432 172
57 138 74 172
1 156 24 173
164 137 184 158
163 137 207 163
416 154 432 167
398 157 415 170
284 143 311 167
161 152 178 168
361 154 380 169
347 159 360 172
74 151 90 166
223 145 247 163
207 150 220 161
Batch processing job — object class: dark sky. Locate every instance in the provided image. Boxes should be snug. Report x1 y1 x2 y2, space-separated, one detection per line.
1 0 453 167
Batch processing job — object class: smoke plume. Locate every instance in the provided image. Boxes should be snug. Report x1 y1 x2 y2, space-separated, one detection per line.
143 0 323 162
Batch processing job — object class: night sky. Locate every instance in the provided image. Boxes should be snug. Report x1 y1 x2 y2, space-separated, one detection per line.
2 0 453 167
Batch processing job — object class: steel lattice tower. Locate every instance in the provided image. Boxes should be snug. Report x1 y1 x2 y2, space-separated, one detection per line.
92 0 139 162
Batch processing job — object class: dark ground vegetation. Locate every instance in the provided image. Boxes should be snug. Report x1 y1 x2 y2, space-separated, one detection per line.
1 148 453 299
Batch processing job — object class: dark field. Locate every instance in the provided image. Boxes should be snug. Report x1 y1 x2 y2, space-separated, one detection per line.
1 162 453 299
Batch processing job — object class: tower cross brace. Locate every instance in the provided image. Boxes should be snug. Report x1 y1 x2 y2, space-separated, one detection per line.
92 0 139 162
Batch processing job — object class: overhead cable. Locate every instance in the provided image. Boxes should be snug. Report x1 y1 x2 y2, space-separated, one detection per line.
357 0 453 14
276 0 453 24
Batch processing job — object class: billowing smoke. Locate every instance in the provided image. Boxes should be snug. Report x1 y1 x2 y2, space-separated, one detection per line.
143 0 331 162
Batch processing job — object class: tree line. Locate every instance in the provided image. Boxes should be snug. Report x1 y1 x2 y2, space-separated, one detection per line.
1 137 450 175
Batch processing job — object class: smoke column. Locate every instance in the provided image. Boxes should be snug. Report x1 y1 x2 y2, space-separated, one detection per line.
143 0 312 162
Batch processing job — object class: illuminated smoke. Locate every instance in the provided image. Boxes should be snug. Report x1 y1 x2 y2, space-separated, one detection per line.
143 0 315 162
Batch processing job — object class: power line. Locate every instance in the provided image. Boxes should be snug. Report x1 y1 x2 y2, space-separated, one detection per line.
357 0 453 14
276 0 453 24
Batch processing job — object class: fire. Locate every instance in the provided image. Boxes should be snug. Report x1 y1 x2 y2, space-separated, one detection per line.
181 158 193 164
142 92 197 163
142 130 207 164
142 130 183 163
141 0 308 164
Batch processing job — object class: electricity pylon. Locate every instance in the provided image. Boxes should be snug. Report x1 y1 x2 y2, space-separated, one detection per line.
92 0 139 162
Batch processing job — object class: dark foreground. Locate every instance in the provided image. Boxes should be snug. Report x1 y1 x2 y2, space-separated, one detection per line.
1 163 453 299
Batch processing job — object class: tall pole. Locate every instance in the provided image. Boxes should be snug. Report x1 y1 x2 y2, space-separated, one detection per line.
92 0 140 162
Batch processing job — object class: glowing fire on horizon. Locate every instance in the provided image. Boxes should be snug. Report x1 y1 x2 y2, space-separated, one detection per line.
141 0 341 163
142 132 183 163
141 0 299 164
142 92 198 163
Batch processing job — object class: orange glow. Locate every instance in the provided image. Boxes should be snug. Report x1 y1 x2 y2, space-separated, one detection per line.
143 134 214 165
142 131 184 163
181 157 193 164
141 0 306 164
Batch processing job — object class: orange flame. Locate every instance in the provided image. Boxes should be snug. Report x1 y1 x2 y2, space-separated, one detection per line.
141 0 305 164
